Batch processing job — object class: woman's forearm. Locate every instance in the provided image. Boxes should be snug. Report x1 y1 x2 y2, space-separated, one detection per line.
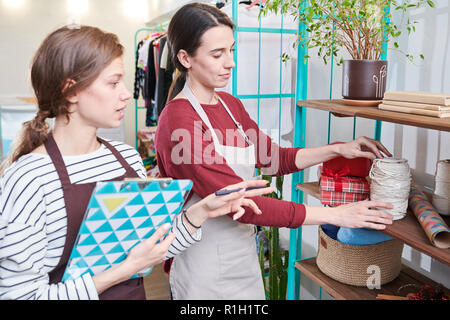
303 200 394 230
92 260 134 295
183 206 207 234
295 143 340 171
302 205 337 225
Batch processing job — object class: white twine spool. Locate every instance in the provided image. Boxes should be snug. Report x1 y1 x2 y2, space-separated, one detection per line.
369 158 411 220
432 159 450 216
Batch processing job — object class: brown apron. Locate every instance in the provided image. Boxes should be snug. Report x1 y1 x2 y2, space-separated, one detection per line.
46 134 146 300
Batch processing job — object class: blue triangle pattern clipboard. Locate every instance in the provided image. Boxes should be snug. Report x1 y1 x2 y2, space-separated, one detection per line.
62 179 193 282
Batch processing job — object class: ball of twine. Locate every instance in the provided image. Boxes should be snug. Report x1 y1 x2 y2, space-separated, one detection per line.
369 158 411 220
432 159 450 216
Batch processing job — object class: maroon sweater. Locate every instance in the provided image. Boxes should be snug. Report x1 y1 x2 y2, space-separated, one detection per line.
156 91 306 228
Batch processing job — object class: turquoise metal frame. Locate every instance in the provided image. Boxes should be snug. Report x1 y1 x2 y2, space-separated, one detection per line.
231 0 297 137
287 0 308 300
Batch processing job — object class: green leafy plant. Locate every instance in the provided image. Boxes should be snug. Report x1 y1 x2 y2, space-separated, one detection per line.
261 0 435 65
258 175 289 300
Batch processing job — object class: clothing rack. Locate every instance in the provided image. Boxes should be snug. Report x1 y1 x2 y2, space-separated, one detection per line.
133 22 168 148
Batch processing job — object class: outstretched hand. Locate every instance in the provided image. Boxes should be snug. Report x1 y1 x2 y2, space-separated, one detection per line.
338 136 392 160
187 179 274 226
332 200 394 230
203 179 274 220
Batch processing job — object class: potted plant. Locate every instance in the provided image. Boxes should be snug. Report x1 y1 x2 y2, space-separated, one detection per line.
260 0 435 103
258 175 289 300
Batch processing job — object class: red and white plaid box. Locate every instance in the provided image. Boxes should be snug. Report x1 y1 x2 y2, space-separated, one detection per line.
319 174 370 206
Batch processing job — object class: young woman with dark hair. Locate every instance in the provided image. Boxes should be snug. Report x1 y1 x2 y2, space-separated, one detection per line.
156 2 394 300
0 25 273 300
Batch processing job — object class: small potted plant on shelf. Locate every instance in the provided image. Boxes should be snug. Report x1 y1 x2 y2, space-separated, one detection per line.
261 0 435 105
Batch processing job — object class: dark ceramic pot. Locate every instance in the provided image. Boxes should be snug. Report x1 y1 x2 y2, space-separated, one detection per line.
342 60 388 100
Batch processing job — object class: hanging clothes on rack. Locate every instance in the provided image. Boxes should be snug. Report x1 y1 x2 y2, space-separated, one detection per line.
133 40 145 101
144 37 158 126
155 35 175 117
135 34 157 104
133 31 173 126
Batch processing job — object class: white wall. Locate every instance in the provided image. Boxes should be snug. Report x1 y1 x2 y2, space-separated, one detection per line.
297 0 450 300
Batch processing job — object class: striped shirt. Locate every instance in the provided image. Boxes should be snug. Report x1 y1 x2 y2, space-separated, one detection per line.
0 138 200 300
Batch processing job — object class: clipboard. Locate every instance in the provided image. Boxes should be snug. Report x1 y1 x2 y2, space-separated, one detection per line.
62 178 193 282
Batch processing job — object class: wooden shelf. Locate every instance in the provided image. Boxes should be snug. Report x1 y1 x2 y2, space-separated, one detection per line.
296 181 450 267
296 181 321 199
295 258 450 300
297 99 450 132
294 99 450 299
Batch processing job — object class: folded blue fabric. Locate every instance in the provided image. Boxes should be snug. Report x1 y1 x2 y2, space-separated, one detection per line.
337 227 393 246
321 224 340 240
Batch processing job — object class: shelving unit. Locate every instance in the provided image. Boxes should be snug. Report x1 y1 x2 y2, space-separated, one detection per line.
292 99 450 300
296 181 450 267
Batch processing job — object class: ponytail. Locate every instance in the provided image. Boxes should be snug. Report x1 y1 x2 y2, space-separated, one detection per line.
167 70 186 102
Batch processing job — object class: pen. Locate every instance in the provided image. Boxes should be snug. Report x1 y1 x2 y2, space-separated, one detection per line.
215 186 266 196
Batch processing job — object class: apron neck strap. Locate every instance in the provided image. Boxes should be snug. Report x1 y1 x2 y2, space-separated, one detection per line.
182 83 251 145
44 134 71 187
44 134 137 186
217 95 251 145
183 83 221 145
97 137 136 176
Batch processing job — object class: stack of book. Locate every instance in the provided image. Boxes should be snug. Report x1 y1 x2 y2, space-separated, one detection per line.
379 91 450 118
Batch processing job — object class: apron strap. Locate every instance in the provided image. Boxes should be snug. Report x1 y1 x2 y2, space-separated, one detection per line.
216 96 251 146
44 134 138 186
183 83 222 146
98 138 137 177
182 83 252 145
44 134 72 187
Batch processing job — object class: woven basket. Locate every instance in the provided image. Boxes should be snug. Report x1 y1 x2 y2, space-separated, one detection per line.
316 226 404 287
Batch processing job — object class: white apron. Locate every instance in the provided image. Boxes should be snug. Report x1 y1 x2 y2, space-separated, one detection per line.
169 84 266 300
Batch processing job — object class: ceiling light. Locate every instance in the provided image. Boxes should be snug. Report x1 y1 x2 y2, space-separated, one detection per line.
123 0 149 21
2 0 25 9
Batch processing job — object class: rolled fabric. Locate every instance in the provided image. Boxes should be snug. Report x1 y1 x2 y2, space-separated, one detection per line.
432 159 450 216
409 181 450 249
